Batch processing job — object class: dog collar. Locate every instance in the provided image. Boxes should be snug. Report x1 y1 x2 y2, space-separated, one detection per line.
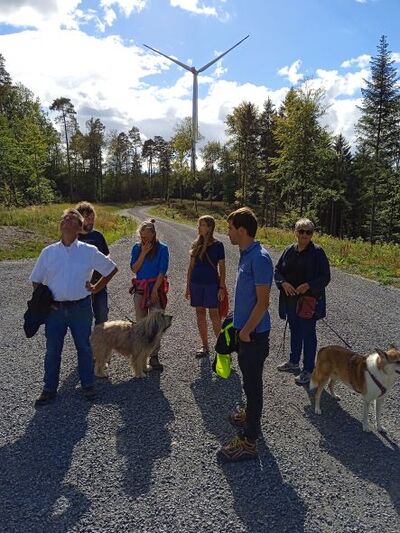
366 368 387 397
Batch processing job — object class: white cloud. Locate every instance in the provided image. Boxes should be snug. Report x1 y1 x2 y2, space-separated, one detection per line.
170 0 220 17
1 26 398 149
341 54 371 69
0 0 82 29
99 0 147 17
278 60 304 85
0 0 148 30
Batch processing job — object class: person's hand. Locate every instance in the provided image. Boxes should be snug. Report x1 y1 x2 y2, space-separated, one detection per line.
150 287 159 304
141 242 153 255
86 281 97 294
218 287 225 302
296 283 310 295
185 286 190 300
282 281 296 296
239 329 251 343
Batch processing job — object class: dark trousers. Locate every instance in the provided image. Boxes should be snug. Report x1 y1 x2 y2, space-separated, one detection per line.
92 287 109 325
44 296 94 392
287 302 317 373
237 330 270 441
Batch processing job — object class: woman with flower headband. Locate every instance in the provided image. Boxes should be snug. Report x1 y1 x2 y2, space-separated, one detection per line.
185 215 226 358
130 219 169 371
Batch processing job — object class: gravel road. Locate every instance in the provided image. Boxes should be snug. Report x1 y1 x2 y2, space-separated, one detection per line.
0 205 399 533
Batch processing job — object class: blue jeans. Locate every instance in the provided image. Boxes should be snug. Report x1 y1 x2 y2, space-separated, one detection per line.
237 330 270 441
92 288 109 325
43 296 94 392
287 302 317 373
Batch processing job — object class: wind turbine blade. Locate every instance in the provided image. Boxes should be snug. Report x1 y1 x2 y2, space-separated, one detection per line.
197 35 249 73
143 44 193 72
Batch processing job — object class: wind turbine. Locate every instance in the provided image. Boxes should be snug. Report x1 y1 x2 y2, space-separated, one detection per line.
143 35 249 193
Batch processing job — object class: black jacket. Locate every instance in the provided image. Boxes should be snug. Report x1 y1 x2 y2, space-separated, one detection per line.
274 242 331 320
23 284 54 338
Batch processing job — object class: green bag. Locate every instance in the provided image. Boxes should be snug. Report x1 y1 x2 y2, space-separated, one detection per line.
215 353 231 379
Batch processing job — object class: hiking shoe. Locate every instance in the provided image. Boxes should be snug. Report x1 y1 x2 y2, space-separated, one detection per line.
277 361 300 372
295 370 311 386
218 436 258 462
228 407 247 429
195 347 210 359
82 386 97 401
34 390 56 407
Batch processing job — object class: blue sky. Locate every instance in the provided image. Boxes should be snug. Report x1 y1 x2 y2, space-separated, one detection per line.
0 0 399 145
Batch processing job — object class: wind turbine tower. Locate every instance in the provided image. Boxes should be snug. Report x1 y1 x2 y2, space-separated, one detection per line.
143 35 249 195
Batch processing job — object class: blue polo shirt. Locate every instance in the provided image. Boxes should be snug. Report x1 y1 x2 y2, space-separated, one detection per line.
233 241 273 333
130 242 169 280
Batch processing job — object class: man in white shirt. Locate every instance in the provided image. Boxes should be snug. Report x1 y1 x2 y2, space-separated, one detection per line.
30 208 118 406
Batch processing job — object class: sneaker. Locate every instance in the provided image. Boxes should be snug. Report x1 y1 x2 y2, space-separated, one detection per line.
82 386 97 401
34 390 56 407
228 407 247 429
295 370 311 386
277 361 300 372
218 436 258 462
195 347 210 359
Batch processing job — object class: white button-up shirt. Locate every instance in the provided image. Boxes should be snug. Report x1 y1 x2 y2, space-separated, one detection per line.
30 239 116 301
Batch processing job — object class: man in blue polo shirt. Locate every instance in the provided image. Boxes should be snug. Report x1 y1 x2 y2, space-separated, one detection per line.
219 207 273 462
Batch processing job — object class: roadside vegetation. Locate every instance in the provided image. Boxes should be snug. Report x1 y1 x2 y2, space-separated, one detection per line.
0 204 136 261
150 202 400 288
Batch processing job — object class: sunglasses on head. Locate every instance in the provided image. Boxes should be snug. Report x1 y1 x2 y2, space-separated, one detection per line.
297 229 313 235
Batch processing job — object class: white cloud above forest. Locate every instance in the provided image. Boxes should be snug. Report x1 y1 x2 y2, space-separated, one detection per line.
1 26 399 148
278 60 304 85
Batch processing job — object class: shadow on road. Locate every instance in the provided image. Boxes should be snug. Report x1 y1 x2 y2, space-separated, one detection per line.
0 372 91 532
192 358 307 533
98 371 174 499
305 392 400 516
190 357 243 441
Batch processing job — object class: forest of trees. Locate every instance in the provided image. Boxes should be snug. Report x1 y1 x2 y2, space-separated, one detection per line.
0 36 399 243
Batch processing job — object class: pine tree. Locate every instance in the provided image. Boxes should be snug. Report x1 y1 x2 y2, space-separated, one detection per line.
357 35 400 242
226 102 260 204
259 98 279 225
50 97 77 201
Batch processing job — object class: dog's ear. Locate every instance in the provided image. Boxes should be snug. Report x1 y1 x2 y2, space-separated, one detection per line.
375 348 388 360
388 343 399 351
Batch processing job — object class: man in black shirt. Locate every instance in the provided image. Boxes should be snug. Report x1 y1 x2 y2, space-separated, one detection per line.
76 202 110 325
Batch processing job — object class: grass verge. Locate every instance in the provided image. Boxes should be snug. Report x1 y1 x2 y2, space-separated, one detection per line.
150 202 400 288
0 203 136 261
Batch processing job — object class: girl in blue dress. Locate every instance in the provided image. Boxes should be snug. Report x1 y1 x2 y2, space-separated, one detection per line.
185 216 226 358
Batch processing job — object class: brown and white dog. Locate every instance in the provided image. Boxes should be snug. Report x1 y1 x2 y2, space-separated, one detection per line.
310 344 400 432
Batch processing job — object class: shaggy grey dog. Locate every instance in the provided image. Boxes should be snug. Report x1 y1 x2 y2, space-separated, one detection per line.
90 311 173 378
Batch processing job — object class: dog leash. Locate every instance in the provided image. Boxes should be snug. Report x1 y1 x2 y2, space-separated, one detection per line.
106 289 135 323
277 319 288 360
320 318 354 350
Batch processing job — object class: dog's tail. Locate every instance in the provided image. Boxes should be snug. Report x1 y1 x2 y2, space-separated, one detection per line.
309 372 317 391
309 348 324 390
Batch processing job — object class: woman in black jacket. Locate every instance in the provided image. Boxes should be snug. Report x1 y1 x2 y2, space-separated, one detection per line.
274 218 331 385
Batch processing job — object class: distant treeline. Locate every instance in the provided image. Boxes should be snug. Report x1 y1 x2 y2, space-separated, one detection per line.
0 35 399 243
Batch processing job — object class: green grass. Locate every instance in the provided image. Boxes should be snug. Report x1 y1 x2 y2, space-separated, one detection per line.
150 202 400 288
0 203 136 261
